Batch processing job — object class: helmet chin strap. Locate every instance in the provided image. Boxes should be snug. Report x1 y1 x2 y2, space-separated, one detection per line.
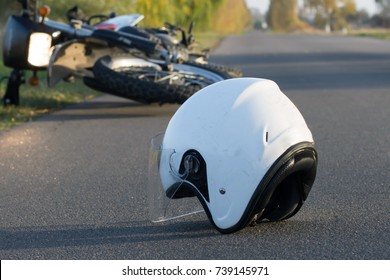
248 210 265 227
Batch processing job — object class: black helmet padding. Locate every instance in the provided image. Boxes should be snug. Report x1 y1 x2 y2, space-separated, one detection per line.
217 142 317 234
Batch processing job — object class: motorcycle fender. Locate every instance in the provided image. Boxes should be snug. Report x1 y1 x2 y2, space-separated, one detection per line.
48 40 118 87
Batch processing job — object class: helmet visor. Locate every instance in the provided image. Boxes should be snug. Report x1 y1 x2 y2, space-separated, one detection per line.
147 133 204 223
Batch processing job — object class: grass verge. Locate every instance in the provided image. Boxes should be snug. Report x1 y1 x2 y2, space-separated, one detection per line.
194 31 226 51
0 67 100 131
349 28 390 40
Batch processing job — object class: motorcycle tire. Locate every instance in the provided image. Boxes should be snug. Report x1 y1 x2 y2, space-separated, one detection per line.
207 63 243 78
86 55 233 104
187 61 243 78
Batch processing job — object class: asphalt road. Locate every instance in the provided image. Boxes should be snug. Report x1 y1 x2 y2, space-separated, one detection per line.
0 32 389 259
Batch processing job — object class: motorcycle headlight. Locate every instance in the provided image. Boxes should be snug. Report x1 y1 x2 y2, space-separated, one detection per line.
28 32 52 67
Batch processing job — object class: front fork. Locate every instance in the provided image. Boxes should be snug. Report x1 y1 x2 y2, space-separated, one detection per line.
1 69 25 106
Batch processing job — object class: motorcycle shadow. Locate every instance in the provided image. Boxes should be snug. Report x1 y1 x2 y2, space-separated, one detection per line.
35 94 180 122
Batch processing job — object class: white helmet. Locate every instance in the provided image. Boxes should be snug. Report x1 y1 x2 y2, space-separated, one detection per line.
151 78 317 233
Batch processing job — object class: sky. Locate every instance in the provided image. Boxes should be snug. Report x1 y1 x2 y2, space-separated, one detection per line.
245 0 379 15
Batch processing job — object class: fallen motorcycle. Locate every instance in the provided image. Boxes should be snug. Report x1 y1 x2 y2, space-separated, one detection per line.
1 0 236 106
64 5 243 77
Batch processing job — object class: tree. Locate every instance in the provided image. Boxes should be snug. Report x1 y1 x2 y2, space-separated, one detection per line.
212 0 251 33
376 0 390 17
304 0 356 31
0 0 249 34
268 0 300 32
374 0 390 26
347 9 370 26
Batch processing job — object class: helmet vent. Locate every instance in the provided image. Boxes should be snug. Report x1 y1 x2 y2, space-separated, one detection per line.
265 131 269 143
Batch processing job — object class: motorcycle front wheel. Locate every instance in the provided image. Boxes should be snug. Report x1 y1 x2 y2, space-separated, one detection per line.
84 55 232 104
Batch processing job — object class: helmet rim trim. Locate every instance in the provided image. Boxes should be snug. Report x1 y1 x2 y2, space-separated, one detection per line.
211 141 317 234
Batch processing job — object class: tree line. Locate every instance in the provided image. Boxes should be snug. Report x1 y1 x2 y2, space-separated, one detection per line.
374 0 390 26
0 0 251 34
265 0 390 31
267 0 358 32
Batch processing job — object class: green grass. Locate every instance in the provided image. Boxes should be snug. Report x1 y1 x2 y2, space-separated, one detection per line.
194 31 226 51
349 28 390 40
0 65 100 131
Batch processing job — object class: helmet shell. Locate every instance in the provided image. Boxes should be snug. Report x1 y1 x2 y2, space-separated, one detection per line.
160 78 315 232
